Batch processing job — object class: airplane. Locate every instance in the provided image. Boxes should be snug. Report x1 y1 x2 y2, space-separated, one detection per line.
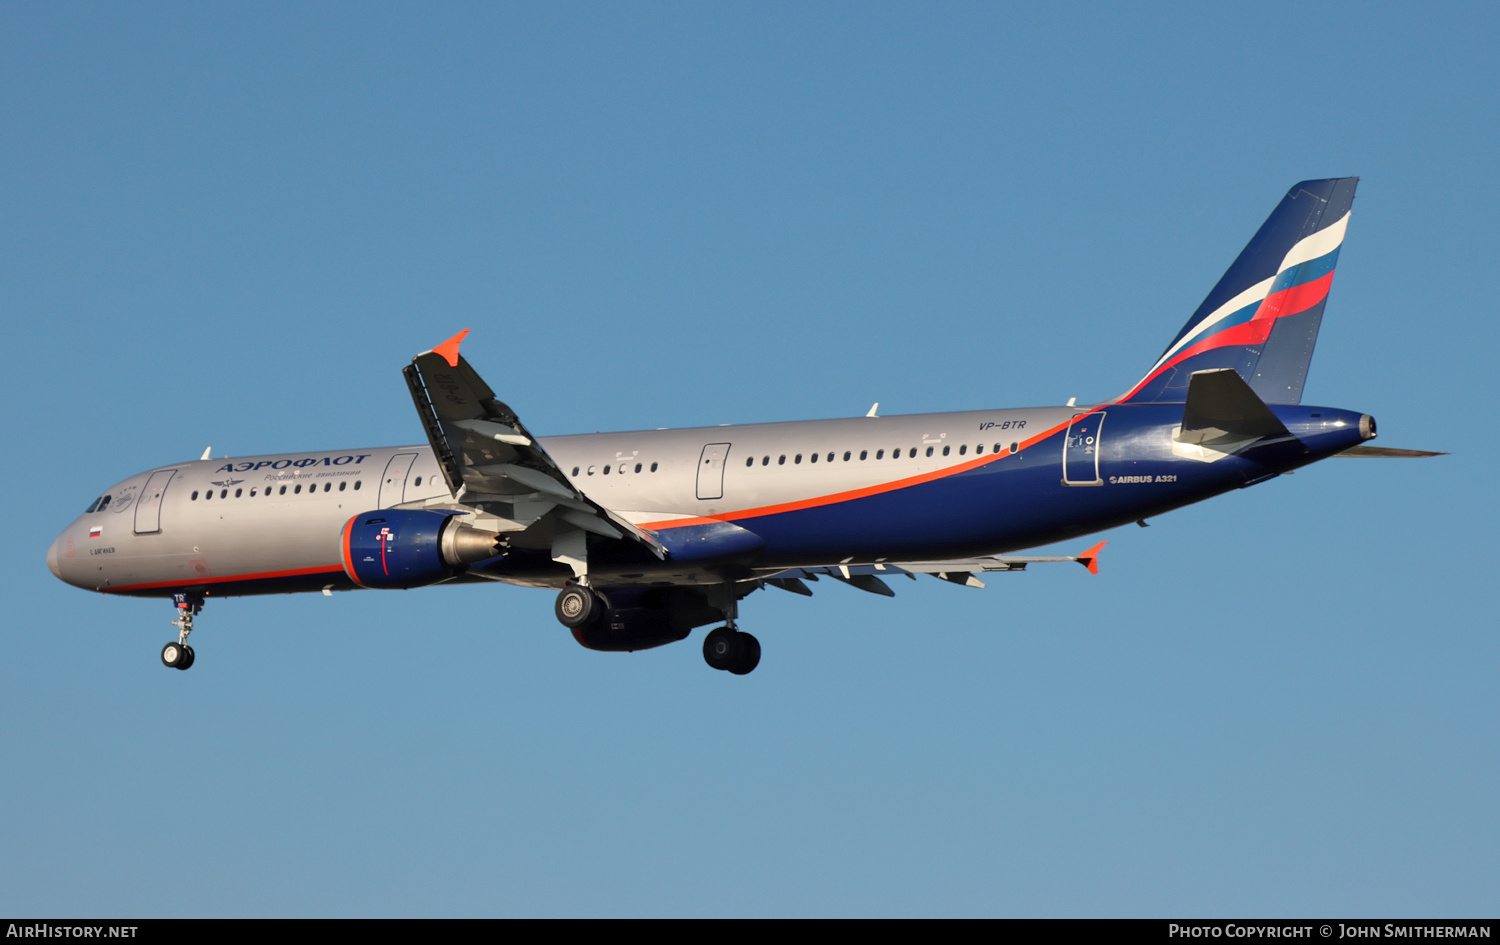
47 177 1441 676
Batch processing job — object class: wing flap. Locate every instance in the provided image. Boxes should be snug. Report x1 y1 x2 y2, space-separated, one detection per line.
758 541 1107 587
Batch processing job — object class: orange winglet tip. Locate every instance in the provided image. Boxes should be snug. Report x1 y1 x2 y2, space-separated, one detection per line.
1077 540 1106 575
431 329 471 367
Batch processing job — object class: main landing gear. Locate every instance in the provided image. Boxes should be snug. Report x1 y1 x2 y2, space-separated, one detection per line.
552 583 763 675
703 626 760 676
554 584 601 628
161 592 201 671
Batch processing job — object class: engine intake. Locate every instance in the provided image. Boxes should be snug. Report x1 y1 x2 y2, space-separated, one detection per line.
341 509 501 589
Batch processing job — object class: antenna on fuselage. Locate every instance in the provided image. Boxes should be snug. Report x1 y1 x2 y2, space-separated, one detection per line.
866 403 879 418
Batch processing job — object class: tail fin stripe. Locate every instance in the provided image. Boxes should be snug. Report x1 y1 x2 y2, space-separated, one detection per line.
1146 287 1270 376
1255 267 1336 324
1148 213 1348 373
1273 210 1349 280
1121 253 1339 403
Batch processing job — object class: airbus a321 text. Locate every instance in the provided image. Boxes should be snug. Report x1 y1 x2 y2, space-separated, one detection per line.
48 178 1440 676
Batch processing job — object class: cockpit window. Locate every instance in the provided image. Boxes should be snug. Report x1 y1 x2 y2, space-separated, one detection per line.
97 495 112 512
85 496 102 513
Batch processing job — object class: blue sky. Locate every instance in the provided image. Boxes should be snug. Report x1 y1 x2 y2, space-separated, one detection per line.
3 1 1495 917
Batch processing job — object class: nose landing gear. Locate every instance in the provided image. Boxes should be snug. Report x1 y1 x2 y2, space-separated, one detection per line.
162 593 201 671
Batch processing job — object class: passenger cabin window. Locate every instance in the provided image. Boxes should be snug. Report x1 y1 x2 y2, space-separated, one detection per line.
876 450 884 459
1010 442 1018 453
859 450 868 460
354 480 361 490
959 445 967 455
810 453 818 463
190 491 198 501
339 481 347 491
634 463 642 473
794 454 802 464
943 446 951 456
650 462 658 472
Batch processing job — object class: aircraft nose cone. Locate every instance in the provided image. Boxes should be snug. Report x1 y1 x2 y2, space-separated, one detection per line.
47 534 63 580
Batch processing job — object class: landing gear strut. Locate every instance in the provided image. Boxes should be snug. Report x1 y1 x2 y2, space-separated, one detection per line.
162 592 200 670
703 626 760 675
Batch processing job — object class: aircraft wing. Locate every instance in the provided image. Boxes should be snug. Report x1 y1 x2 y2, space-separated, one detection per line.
403 330 667 558
759 541 1105 595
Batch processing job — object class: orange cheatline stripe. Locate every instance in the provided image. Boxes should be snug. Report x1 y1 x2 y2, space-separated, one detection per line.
104 564 348 594
341 514 365 588
639 412 1093 531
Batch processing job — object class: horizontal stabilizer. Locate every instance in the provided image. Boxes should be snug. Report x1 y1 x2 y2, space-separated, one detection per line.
1334 446 1448 458
1177 369 1290 447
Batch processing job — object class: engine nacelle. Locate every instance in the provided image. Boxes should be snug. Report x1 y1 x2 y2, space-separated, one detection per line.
569 586 723 652
341 509 501 589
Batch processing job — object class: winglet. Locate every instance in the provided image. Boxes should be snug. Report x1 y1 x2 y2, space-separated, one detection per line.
1077 541 1106 575
431 329 471 368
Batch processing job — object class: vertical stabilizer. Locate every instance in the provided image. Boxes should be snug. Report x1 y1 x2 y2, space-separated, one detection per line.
1122 178 1358 405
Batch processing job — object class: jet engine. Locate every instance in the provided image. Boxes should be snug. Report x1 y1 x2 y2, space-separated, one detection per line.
567 586 723 652
341 509 502 589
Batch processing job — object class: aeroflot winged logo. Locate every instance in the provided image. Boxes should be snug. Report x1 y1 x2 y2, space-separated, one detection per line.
214 454 373 474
